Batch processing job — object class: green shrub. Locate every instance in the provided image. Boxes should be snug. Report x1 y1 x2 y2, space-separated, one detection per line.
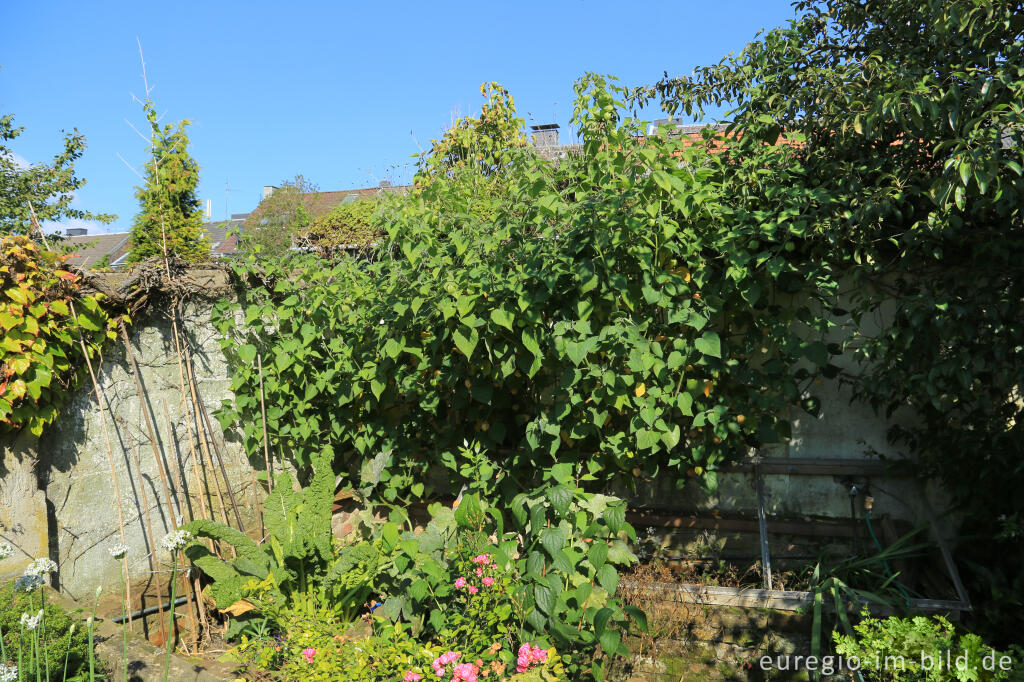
183 448 390 636
833 613 1022 681
0 583 94 681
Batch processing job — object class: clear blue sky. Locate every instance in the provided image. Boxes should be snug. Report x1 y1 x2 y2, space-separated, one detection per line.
2 0 796 234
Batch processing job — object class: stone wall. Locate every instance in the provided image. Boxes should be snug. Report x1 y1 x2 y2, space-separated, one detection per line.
0 269 952 604
0 271 260 603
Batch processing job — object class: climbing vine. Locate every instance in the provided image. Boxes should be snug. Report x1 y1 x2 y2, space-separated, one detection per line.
0 235 116 435
212 76 825 503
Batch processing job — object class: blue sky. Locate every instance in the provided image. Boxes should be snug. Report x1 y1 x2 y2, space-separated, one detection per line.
2 1 796 234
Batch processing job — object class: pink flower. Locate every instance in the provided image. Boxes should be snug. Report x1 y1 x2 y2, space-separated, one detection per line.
404 673 422 682
475 567 483 576
490 563 498 570
472 554 489 564
514 642 548 673
467 585 479 594
302 648 316 664
454 577 467 589
452 662 479 682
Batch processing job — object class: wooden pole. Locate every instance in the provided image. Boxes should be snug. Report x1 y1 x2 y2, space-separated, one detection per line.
124 438 168 642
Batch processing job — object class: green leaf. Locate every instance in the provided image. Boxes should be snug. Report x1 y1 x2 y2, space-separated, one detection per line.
490 308 514 330
547 485 573 517
603 503 625 534
237 344 257 365
596 564 619 594
695 331 721 358
453 326 478 359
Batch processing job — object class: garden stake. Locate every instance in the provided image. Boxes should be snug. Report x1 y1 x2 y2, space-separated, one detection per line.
257 352 273 494
123 438 168 644
176 317 233 539
183 335 246 532
118 320 181 524
28 202 135 626
161 400 208 643
72 313 133 627
120 321 203 642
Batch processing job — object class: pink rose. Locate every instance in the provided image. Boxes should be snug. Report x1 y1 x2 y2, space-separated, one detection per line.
454 577 467 589
302 648 316 664
472 554 489 564
468 585 479 594
482 576 494 587
404 672 422 682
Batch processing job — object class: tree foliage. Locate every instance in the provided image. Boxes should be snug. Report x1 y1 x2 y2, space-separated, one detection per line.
243 175 317 259
630 0 1024 641
0 235 114 435
0 113 115 235
418 82 528 182
214 76 818 502
304 197 379 255
128 99 208 264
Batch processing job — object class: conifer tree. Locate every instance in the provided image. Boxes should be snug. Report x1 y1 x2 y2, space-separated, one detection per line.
128 100 207 264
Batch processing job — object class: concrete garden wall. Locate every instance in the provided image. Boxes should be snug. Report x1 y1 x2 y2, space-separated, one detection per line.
0 271 260 604
0 269 948 604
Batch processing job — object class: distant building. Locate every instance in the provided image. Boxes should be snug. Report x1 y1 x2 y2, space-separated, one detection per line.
63 216 246 270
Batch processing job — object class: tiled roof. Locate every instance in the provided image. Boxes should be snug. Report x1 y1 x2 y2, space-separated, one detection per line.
63 233 131 269
63 219 245 269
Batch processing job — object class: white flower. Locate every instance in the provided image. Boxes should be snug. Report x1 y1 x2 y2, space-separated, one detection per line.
0 542 14 560
160 529 193 553
24 557 57 577
20 610 43 630
0 663 18 682
108 544 128 560
14 575 44 593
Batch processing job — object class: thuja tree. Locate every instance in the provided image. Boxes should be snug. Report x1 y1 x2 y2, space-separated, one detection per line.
631 0 1024 642
0 113 115 234
128 100 207 264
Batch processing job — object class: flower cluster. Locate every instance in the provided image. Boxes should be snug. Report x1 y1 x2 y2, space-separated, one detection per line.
431 651 482 680
108 543 129 560
24 557 57 577
13 575 44 593
453 553 501 596
402 672 422 682
515 642 549 673
20 610 43 631
160 529 193 553
0 542 13 561
0 663 17 682
302 647 316 664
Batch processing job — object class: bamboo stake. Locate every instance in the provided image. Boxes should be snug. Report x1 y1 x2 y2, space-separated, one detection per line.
161 400 210 640
175 315 234 557
181 326 245 532
124 438 168 642
73 321 134 626
257 353 273 495
26 203 134 626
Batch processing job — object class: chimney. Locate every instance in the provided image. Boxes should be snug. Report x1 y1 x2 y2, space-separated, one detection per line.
530 123 559 147
263 185 278 200
65 227 88 237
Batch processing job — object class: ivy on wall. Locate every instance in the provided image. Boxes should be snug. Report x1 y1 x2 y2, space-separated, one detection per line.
0 235 115 436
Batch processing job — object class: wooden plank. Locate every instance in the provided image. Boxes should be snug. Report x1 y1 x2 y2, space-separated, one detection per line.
722 457 899 477
620 579 971 614
626 510 860 538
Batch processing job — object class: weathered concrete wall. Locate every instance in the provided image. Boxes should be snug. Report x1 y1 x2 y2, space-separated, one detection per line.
0 273 260 603
0 269 949 603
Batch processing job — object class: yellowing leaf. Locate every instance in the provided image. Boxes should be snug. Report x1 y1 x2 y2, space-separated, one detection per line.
634 383 646 398
222 599 256 616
